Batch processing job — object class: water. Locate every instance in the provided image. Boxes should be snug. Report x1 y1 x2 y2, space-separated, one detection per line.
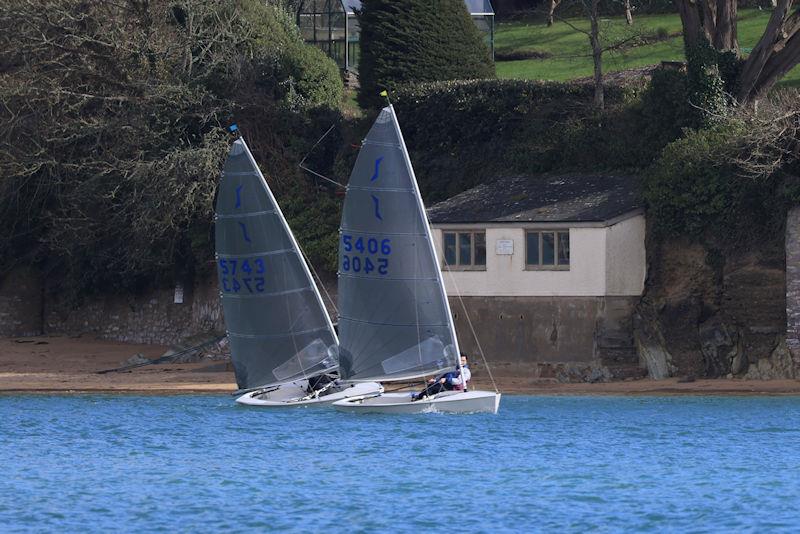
2 395 799 532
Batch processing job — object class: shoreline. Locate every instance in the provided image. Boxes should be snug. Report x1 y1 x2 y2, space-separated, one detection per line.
3 380 800 397
2 336 800 397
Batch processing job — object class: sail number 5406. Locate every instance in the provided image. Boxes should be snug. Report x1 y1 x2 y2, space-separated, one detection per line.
341 235 391 275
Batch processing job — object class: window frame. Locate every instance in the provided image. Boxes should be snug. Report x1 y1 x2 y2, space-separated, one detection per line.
525 229 571 271
441 230 487 271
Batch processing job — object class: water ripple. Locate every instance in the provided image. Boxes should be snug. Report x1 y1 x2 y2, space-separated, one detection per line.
1 395 800 532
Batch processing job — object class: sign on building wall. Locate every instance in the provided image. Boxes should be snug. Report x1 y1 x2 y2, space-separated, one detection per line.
496 239 514 255
174 283 184 304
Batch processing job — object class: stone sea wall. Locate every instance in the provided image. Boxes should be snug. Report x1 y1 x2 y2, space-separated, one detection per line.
0 267 43 337
452 295 645 382
0 267 224 345
785 206 800 375
42 278 225 345
787 206 800 353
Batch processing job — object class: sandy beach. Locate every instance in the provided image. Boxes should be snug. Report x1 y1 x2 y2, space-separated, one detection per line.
2 335 800 395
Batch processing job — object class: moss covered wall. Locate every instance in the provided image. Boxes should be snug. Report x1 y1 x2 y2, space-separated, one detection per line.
787 206 800 353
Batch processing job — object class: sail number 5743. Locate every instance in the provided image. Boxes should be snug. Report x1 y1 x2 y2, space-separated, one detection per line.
218 258 266 294
341 235 391 275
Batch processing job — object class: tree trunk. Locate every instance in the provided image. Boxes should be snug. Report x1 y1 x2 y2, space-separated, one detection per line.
746 29 800 100
674 0 739 51
589 0 604 109
737 0 800 102
714 0 738 52
624 0 633 25
547 0 560 27
676 0 800 103
675 0 705 48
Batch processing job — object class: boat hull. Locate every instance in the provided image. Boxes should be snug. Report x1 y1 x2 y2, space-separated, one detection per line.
236 380 383 407
332 390 501 414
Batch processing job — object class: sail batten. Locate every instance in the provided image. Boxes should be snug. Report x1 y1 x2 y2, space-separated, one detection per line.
339 316 450 328
216 209 276 219
215 138 338 390
337 106 459 382
229 326 332 339
216 248 295 258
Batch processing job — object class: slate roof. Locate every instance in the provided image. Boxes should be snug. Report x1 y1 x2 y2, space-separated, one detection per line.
427 174 642 224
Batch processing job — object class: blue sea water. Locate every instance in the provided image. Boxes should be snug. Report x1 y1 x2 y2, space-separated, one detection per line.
1 395 799 533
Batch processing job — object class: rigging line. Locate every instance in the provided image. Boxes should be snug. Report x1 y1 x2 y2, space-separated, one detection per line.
413 211 425 378
299 245 339 316
280 241 307 385
441 255 499 394
298 163 347 189
298 122 346 189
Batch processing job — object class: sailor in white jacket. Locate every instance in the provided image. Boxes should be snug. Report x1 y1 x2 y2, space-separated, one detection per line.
412 354 471 400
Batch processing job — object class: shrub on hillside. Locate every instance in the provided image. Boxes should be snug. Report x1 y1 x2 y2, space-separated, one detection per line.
644 126 746 238
636 66 695 152
357 0 494 109
644 93 800 244
254 4 343 109
0 0 343 296
279 43 344 110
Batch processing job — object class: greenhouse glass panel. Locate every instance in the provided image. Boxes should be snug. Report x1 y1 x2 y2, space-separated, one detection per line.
300 0 493 71
297 0 348 70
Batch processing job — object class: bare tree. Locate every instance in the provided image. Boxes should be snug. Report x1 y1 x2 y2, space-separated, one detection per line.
556 0 644 109
732 90 800 180
675 0 800 103
588 0 604 108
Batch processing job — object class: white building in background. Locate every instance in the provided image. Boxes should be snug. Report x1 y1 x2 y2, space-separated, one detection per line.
427 174 647 380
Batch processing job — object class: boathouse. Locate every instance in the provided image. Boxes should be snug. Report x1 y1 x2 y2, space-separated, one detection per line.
428 174 647 380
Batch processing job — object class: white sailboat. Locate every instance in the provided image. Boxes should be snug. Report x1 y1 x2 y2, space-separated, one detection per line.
215 134 382 406
331 106 501 414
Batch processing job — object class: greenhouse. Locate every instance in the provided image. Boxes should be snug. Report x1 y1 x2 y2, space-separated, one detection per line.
297 0 494 73
296 0 361 72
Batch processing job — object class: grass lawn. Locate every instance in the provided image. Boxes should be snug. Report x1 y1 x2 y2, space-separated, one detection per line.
495 9 800 88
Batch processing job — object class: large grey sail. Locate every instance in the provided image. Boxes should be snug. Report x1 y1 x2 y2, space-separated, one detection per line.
215 138 337 390
338 106 459 382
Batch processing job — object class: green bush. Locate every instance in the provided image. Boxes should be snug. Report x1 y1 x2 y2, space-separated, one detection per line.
390 78 648 201
643 122 790 244
357 0 494 109
683 39 741 126
636 66 695 151
643 89 800 245
278 42 344 110
253 4 343 109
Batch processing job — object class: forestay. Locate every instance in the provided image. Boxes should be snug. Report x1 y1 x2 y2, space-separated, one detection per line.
338 106 459 382
215 139 338 390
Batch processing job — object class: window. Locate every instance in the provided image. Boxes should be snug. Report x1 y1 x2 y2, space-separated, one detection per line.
442 231 486 269
526 230 570 269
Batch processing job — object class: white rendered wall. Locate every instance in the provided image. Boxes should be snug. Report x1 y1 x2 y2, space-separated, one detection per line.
605 215 646 296
432 214 645 297
433 226 607 296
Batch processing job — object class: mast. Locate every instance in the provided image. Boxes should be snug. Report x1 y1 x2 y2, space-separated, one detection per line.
388 105 466 390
